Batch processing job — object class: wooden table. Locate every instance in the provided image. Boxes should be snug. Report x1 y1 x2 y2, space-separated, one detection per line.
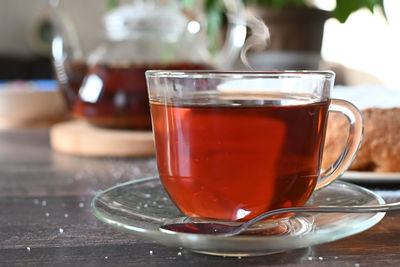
1 129 400 266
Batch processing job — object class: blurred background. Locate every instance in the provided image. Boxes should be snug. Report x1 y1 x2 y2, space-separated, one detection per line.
0 0 397 131
0 0 397 85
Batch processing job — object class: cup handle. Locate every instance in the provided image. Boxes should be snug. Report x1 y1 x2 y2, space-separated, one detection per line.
315 99 364 190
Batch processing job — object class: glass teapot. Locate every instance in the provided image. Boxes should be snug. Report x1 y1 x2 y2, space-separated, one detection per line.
51 0 246 129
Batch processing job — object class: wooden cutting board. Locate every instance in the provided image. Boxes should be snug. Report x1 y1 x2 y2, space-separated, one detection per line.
50 121 155 157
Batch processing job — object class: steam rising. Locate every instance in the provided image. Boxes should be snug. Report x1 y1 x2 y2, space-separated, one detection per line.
240 11 270 70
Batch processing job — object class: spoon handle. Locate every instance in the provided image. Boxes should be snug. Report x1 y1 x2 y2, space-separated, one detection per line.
239 202 400 235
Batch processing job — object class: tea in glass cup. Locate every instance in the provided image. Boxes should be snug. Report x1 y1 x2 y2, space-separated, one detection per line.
146 71 363 223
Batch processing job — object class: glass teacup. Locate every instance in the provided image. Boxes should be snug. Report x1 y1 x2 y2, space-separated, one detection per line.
146 71 363 225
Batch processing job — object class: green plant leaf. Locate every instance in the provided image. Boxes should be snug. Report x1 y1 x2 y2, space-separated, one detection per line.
291 0 307 6
333 0 385 23
206 0 224 55
180 0 196 8
106 0 118 11
269 0 287 7
243 0 386 23
202 0 386 55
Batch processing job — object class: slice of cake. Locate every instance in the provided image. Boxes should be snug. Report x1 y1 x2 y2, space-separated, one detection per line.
323 86 400 173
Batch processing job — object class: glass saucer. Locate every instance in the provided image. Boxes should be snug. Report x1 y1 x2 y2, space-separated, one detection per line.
91 177 385 257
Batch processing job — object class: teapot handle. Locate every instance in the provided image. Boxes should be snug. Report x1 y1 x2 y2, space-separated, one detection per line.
214 0 247 69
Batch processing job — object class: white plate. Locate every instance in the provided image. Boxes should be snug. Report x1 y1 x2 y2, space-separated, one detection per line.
341 171 400 183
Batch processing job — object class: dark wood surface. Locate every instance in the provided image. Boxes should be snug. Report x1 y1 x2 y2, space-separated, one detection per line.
1 129 400 266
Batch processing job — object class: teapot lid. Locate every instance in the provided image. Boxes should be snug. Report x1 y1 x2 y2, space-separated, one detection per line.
104 1 188 42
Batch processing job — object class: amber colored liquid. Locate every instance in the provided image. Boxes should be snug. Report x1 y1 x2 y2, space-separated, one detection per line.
151 96 330 221
71 62 209 129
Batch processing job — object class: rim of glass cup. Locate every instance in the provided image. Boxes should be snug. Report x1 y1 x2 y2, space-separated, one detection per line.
145 70 335 79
